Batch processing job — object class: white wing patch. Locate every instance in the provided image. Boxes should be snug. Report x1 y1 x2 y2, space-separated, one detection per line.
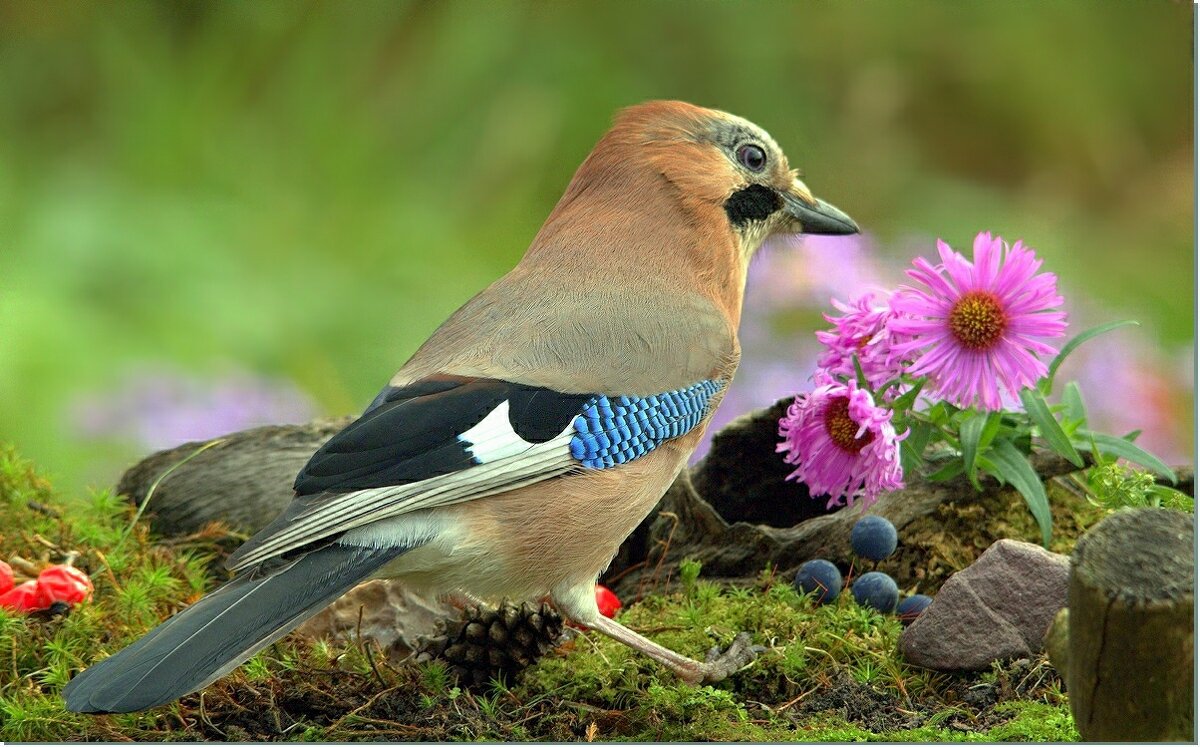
459 401 535 463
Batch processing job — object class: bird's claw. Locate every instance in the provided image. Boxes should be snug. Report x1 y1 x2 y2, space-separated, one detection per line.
697 632 763 683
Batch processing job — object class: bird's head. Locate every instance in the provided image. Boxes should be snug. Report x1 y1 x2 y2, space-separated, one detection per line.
604 100 858 256
526 101 859 309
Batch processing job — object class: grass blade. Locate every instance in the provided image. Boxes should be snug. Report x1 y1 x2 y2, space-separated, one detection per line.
987 439 1053 547
1046 320 1139 383
852 354 870 392
1019 387 1084 468
959 410 990 490
1076 429 1177 483
1061 381 1086 425
116 437 227 551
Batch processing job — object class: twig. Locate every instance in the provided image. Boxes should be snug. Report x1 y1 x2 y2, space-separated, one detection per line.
198 692 225 738
7 555 39 578
91 549 124 593
327 684 403 733
334 727 422 738
357 605 387 687
31 534 63 554
629 624 687 635
26 500 62 518
603 558 649 586
157 522 245 548
579 630 612 668
267 687 288 735
637 511 679 602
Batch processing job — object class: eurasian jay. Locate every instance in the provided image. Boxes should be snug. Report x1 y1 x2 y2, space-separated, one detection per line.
63 100 858 713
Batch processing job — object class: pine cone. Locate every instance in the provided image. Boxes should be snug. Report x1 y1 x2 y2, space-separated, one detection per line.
415 600 565 688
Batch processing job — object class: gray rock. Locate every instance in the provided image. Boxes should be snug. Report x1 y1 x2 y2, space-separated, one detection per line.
900 539 1069 670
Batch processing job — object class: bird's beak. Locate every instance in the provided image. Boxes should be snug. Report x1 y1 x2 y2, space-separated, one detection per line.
781 178 859 235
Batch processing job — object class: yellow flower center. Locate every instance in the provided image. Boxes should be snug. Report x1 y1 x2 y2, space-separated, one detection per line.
824 396 874 454
948 292 1007 350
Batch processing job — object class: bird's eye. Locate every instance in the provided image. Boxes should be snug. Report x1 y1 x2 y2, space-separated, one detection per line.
736 143 767 172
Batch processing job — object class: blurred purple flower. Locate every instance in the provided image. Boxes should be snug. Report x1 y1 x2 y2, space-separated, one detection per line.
72 366 316 451
753 232 892 310
1057 329 1193 465
777 374 906 510
890 232 1067 410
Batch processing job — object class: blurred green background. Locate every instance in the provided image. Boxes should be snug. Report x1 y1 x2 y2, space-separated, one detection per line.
0 0 1193 499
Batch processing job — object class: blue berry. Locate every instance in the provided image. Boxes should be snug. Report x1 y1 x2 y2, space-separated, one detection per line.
896 594 933 625
850 515 898 561
793 559 842 605
851 571 899 613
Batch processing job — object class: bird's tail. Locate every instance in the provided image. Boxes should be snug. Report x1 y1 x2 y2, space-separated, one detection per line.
63 541 410 714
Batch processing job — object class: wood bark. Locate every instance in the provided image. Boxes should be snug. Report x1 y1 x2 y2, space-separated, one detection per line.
1066 507 1195 742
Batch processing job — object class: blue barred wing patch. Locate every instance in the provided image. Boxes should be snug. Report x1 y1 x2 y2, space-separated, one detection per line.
569 380 723 469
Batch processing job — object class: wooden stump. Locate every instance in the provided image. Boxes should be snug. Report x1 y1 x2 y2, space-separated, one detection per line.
1067 508 1195 741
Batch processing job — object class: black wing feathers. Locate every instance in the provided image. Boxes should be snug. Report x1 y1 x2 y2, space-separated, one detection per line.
293 376 596 496
507 386 592 442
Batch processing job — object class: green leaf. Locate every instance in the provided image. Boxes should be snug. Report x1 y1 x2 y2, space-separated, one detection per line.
1075 430 1177 483
1045 320 1139 385
959 410 990 490
926 459 965 482
926 401 950 427
852 354 870 392
889 378 926 413
1061 381 1087 425
900 439 924 476
1019 388 1084 468
988 439 1053 547
875 375 906 398
978 412 1003 451
906 419 932 458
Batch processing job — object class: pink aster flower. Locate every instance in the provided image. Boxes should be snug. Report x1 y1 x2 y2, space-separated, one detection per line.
815 291 909 392
777 375 906 510
888 233 1067 411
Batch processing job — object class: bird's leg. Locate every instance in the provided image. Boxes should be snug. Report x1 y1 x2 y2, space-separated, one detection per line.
581 612 761 684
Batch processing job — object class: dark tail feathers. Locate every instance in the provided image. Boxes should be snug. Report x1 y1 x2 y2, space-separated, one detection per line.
63 542 408 713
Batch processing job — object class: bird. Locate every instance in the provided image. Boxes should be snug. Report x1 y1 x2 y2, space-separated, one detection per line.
63 100 859 714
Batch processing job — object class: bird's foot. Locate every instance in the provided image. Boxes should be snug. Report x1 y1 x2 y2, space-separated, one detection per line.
681 632 764 684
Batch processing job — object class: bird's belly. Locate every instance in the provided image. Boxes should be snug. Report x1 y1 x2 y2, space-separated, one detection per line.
375 435 698 603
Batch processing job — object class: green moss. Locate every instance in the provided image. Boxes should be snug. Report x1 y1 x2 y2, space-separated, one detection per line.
0 445 220 741
0 443 1080 741
985 701 1078 741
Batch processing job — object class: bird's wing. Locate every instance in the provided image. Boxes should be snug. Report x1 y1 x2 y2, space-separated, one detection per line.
226 374 723 571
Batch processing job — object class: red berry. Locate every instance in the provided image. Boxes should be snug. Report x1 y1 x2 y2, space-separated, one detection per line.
0 580 43 613
595 584 622 619
0 561 13 595
35 565 93 607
